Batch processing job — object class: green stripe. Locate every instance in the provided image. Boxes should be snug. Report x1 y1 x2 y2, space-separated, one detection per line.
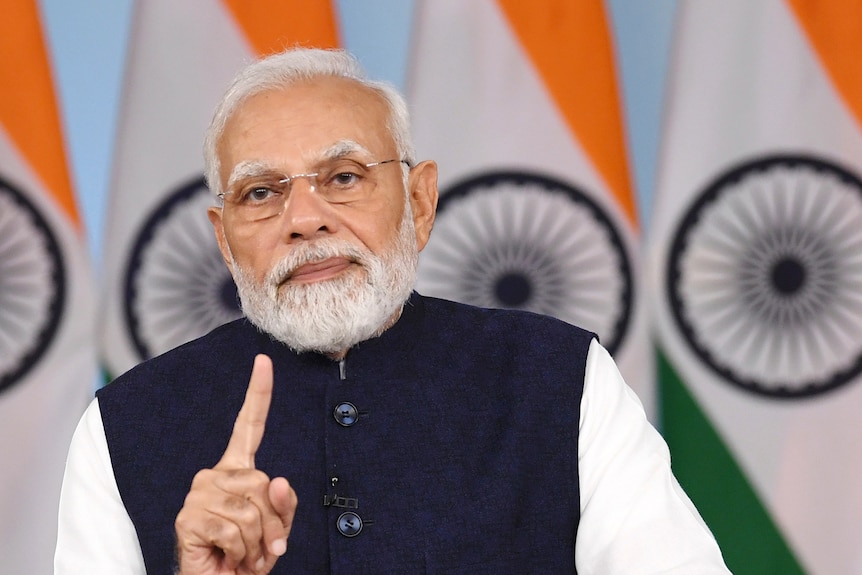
659 350 807 575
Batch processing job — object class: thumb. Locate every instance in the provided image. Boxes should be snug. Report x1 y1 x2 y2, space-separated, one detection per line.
264 477 297 557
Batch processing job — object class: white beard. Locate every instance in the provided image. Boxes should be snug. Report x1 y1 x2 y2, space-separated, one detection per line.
230 206 418 355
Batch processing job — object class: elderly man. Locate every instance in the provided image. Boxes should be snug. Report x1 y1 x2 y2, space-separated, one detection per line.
56 48 730 574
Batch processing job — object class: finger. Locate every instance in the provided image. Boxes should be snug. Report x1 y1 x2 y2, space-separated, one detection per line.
220 494 265 571
219 354 274 469
263 477 297 557
180 468 274 572
208 474 293 572
175 505 249 572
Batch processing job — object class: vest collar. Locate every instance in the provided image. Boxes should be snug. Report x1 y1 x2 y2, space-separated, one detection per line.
256 292 426 379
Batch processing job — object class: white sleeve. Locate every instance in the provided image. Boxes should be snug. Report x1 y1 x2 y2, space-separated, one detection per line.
575 339 731 574
55 398 147 575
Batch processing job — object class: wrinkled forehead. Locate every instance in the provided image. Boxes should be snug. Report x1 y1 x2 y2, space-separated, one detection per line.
227 76 392 137
218 78 395 177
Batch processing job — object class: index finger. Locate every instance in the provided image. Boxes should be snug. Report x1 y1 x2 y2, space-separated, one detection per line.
218 354 274 469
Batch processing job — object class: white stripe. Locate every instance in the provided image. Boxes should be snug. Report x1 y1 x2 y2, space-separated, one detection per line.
652 1 862 572
0 121 97 574
101 0 254 375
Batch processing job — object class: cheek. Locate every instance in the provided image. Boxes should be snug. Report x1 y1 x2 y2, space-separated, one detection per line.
348 204 406 253
223 225 277 279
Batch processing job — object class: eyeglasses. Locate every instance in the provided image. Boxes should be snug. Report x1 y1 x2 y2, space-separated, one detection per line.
218 158 410 222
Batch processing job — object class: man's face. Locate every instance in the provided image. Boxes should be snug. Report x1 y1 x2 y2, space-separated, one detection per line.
207 76 438 354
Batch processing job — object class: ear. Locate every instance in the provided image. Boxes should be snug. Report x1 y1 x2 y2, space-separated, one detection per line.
207 205 235 274
407 160 439 252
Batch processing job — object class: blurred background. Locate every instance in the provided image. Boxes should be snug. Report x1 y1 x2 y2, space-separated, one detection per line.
42 0 673 257
3 1 861 574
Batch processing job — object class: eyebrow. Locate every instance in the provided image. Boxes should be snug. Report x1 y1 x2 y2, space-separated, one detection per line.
321 140 373 161
225 141 376 189
226 160 277 190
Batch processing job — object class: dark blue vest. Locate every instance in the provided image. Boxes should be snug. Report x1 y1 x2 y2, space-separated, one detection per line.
98 294 592 574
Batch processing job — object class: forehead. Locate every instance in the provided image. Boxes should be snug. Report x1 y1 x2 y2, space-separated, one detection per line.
218 76 393 175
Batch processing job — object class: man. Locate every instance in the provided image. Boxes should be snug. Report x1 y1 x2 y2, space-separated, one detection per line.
56 48 730 574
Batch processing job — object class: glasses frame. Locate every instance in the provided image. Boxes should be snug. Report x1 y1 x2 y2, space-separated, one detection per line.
218 158 411 197
216 158 412 222
217 158 411 218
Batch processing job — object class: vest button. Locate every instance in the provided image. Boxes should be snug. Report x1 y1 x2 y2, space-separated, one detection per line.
333 402 359 426
337 511 363 537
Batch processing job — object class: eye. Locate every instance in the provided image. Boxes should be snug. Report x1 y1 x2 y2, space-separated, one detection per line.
249 186 273 200
328 170 362 187
239 182 281 204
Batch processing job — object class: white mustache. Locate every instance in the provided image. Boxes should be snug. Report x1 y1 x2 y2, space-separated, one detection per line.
265 239 370 287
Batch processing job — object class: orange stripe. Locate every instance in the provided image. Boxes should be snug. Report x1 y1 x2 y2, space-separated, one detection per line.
0 0 78 226
222 0 340 56
497 0 637 227
786 0 862 130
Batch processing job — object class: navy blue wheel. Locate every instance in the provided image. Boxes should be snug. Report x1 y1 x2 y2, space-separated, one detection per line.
123 176 242 361
667 154 862 398
0 176 65 392
417 171 634 355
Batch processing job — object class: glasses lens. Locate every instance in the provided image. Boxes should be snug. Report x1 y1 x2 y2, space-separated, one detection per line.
223 159 399 221
317 160 376 204
226 176 287 221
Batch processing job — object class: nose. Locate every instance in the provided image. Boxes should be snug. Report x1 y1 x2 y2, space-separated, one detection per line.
279 176 336 241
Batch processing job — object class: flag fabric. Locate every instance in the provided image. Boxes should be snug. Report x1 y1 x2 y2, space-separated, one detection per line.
651 1 862 573
100 0 339 377
0 1 98 572
408 0 653 418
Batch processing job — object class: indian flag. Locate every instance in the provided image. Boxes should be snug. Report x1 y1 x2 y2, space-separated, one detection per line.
0 0 98 572
409 0 653 418
100 0 339 377
652 1 862 573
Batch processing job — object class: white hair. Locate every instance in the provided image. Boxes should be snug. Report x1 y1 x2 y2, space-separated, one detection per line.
203 47 416 197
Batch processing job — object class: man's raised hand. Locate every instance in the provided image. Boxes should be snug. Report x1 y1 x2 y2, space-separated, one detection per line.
175 354 297 575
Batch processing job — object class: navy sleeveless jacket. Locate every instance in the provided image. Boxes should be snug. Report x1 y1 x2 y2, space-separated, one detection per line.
97 294 593 574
